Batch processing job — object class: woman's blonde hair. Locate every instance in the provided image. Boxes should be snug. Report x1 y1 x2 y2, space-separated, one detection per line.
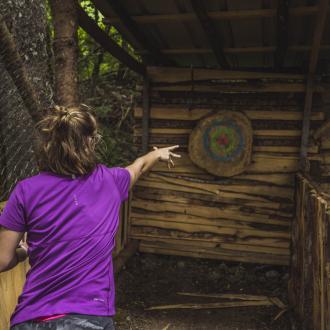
34 105 101 177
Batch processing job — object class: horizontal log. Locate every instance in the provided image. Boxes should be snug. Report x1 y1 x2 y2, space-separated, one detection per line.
131 199 291 227
137 141 319 154
133 185 292 210
139 242 289 266
134 108 326 122
140 45 330 55
134 118 322 130
132 211 291 235
131 206 290 229
137 83 325 93
135 133 319 147
131 232 289 256
130 225 290 248
133 187 293 216
134 127 303 137
143 172 294 200
146 300 275 311
148 152 299 174
109 6 322 24
136 178 291 203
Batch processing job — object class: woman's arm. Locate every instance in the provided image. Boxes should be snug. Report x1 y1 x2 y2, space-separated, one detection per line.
0 227 28 273
125 145 180 189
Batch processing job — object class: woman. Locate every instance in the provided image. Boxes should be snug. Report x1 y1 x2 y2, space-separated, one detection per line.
0 105 180 330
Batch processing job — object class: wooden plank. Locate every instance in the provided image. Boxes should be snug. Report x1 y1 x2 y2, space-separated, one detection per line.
131 199 292 227
108 6 322 24
134 106 325 121
145 152 299 174
139 45 330 55
144 82 324 93
92 0 171 65
145 171 294 199
274 0 289 70
146 300 275 311
77 5 145 75
133 185 292 209
139 241 289 265
146 66 305 82
134 127 303 137
130 229 290 252
190 0 229 68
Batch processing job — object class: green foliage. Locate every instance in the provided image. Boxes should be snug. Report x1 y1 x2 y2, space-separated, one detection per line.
47 0 140 167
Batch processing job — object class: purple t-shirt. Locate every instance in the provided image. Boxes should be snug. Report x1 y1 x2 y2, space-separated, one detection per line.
0 163 131 327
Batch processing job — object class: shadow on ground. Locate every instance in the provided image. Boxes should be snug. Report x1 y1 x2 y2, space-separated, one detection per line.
115 253 292 330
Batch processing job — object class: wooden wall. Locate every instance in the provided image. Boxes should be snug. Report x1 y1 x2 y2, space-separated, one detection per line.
131 68 325 266
290 173 330 330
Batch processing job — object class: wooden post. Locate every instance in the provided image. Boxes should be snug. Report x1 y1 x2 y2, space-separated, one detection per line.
299 0 329 172
141 78 150 154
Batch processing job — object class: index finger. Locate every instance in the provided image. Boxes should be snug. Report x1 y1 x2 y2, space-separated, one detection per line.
167 145 180 151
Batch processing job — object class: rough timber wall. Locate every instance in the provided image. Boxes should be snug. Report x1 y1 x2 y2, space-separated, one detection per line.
132 84 325 266
290 174 330 330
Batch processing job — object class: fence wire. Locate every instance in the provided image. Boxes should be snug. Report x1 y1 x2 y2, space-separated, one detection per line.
0 57 39 202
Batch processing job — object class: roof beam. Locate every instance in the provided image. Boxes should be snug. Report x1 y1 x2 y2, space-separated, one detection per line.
92 0 171 65
300 0 329 169
108 6 323 24
190 0 229 68
77 5 145 76
274 0 290 70
138 45 330 55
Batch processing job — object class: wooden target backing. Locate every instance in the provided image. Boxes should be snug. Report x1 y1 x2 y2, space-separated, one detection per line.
188 111 253 177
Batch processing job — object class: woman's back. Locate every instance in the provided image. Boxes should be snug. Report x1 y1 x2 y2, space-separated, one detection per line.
0 163 130 326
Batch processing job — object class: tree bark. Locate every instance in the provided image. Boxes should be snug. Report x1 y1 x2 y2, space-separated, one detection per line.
50 0 79 106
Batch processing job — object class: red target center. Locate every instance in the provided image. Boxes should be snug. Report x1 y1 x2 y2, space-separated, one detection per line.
216 133 229 146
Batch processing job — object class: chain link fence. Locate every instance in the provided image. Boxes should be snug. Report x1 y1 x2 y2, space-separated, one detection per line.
0 58 39 202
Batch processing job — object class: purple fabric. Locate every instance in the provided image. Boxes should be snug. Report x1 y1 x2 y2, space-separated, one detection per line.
0 164 131 327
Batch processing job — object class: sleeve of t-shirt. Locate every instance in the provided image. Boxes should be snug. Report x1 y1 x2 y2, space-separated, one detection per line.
0 182 27 232
108 167 131 202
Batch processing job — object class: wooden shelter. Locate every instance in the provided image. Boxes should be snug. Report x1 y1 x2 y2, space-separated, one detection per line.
77 0 329 259
1 0 330 329
77 1 330 328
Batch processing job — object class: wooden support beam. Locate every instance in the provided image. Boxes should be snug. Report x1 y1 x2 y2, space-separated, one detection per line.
138 45 330 55
274 0 290 70
107 6 323 24
190 0 229 69
142 78 150 154
300 0 330 171
77 5 145 76
92 0 171 65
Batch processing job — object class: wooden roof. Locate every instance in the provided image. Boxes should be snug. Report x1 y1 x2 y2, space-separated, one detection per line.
87 0 330 74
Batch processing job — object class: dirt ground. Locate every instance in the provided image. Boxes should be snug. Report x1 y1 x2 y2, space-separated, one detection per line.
114 253 292 330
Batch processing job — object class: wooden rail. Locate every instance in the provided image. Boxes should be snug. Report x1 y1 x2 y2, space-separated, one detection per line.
290 173 330 330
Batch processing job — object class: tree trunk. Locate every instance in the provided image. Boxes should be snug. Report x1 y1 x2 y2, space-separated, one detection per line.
50 0 79 106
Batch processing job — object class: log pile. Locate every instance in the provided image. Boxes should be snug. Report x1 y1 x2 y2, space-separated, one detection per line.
290 173 330 330
131 66 326 266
